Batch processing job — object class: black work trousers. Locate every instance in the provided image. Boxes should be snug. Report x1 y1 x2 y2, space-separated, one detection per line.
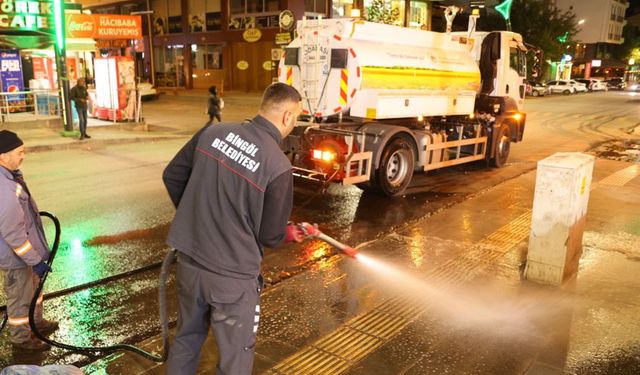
166 253 261 375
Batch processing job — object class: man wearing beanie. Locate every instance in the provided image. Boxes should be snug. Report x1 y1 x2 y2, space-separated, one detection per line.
0 130 58 351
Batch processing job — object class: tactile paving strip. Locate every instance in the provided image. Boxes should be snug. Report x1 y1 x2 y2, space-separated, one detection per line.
597 164 640 187
268 164 636 374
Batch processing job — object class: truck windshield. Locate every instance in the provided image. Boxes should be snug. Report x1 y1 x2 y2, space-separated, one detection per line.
509 47 527 77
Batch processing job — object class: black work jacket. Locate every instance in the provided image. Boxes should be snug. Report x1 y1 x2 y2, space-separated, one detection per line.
163 116 293 279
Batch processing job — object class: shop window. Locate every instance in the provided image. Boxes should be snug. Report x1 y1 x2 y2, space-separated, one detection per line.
189 0 222 32
191 44 224 90
305 0 327 15
229 0 280 29
121 4 140 14
230 0 279 15
92 6 117 14
155 45 186 87
408 0 428 29
332 0 354 17
152 0 183 34
191 44 223 70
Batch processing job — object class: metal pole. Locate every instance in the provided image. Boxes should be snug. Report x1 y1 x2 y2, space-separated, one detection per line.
55 49 73 132
146 1 156 86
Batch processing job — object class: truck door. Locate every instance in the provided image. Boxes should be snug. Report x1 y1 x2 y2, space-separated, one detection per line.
506 38 527 112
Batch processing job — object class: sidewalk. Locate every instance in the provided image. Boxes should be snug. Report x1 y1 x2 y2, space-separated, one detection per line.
80 158 640 375
1 91 263 153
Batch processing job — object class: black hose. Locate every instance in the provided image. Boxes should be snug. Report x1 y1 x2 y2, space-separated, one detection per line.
27 211 175 363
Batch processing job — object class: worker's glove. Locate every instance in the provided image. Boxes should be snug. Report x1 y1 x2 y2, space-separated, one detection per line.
298 222 320 238
284 224 304 243
33 262 51 278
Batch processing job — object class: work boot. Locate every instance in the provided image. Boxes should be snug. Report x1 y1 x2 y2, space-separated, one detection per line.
79 135 84 140
36 319 59 335
84 133 91 139
12 337 51 351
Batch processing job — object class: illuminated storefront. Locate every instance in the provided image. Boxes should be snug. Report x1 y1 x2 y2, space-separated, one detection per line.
84 0 438 92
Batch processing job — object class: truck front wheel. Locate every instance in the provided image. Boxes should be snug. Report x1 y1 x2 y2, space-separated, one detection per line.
491 125 511 168
375 137 415 197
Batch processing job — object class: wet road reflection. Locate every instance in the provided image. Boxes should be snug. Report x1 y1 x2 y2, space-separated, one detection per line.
0 160 527 368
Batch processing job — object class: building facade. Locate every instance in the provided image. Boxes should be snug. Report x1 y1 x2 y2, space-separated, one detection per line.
82 0 440 92
554 0 629 79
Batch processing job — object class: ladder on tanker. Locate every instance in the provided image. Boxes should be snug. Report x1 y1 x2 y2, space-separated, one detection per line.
299 16 328 117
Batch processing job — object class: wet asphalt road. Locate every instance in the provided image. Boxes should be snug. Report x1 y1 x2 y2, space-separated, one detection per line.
1 91 639 369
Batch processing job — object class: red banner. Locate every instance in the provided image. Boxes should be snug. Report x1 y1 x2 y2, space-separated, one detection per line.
66 14 142 40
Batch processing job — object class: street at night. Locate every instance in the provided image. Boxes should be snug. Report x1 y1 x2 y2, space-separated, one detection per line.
1 0 640 374
0 89 639 374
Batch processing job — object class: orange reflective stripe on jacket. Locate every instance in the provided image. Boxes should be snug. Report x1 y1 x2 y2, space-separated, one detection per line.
7 316 29 326
14 240 32 256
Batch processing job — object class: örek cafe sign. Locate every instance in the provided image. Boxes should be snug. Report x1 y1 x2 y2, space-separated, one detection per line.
0 0 141 40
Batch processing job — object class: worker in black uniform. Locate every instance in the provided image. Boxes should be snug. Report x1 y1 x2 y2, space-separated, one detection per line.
163 83 308 374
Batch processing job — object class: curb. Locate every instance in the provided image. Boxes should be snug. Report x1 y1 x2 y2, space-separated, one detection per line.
26 135 187 153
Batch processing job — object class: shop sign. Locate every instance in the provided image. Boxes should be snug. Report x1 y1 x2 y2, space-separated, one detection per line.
96 39 130 49
275 32 291 45
236 60 249 70
279 10 295 31
0 0 54 31
271 48 282 61
66 14 142 39
243 28 261 43
0 50 24 103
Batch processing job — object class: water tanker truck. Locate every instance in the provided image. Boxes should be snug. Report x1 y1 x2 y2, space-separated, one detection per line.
278 15 527 197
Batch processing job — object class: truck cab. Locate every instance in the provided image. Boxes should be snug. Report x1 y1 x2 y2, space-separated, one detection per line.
464 31 527 113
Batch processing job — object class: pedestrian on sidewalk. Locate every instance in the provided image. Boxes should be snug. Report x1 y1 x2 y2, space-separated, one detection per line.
206 85 223 125
69 78 91 140
0 130 58 351
163 83 308 374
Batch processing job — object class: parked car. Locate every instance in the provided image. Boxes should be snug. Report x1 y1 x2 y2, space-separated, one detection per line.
568 80 589 93
525 81 548 97
603 78 627 90
546 80 581 94
575 78 608 92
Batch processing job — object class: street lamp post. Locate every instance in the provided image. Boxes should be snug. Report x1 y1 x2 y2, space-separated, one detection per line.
53 0 73 132
132 5 155 86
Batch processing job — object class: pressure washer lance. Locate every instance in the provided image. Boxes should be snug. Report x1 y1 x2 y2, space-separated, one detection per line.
27 212 173 362
297 222 358 258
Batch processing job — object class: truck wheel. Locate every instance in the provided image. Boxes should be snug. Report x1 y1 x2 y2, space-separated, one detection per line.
375 137 415 197
491 125 511 168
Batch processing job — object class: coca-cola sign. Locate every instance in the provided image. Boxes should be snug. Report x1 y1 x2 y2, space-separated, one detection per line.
65 14 142 39
68 21 94 33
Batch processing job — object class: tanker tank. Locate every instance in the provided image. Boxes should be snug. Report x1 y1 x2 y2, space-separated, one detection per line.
278 18 481 120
